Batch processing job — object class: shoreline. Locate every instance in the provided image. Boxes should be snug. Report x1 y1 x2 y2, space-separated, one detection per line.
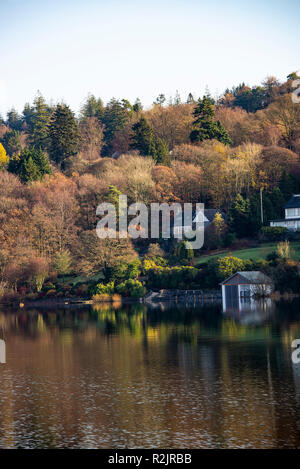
0 289 221 308
1 289 298 309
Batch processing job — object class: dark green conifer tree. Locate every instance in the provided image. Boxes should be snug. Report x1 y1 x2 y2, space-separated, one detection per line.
130 117 169 164
49 104 80 166
229 194 252 238
101 98 132 155
22 103 35 132
1 130 22 156
80 94 104 120
29 93 52 150
190 96 232 145
6 108 23 131
132 98 143 112
8 147 52 183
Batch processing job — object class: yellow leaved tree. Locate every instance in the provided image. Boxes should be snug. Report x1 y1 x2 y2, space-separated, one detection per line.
0 143 9 167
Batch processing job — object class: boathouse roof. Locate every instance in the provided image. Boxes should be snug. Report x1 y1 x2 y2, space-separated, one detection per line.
220 271 274 286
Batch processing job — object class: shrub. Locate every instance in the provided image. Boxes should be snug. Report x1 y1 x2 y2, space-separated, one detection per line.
266 251 283 266
261 226 288 241
174 241 194 262
18 286 27 296
116 279 146 298
91 281 115 296
273 260 300 293
276 240 292 260
216 256 245 279
267 241 294 265
74 284 88 296
0 281 9 298
143 258 167 273
109 259 142 282
111 293 122 302
57 285 72 297
146 243 165 258
42 282 56 292
223 232 237 247
147 265 199 289
46 289 57 297
203 256 246 288
92 293 112 302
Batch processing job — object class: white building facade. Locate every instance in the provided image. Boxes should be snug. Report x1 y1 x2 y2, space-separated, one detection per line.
270 194 300 231
220 271 274 312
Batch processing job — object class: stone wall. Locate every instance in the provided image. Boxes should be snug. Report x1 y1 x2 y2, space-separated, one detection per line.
144 289 221 305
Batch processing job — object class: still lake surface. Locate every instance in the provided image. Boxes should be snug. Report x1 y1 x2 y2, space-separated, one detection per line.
0 299 300 449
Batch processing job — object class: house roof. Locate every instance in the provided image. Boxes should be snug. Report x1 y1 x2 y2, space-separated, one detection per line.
203 209 224 223
220 271 274 285
270 218 300 222
284 195 300 209
172 208 226 227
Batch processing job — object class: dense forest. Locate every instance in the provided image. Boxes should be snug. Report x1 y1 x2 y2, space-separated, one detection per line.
1 72 300 300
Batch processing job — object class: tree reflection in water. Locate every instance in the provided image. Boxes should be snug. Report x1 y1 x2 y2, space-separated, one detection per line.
0 299 300 448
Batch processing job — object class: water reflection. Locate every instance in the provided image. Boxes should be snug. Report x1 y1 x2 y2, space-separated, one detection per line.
0 339 5 364
223 297 276 325
0 299 300 448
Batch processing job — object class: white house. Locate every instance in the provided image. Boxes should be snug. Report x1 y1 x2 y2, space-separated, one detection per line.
220 271 274 312
270 194 300 231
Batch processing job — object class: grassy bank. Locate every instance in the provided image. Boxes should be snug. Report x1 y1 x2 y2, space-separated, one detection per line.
195 241 300 265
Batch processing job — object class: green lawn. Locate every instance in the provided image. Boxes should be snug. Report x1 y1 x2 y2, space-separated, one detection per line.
195 241 300 265
55 271 105 286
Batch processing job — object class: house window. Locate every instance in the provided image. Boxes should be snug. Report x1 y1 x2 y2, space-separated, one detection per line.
240 288 250 297
286 208 300 218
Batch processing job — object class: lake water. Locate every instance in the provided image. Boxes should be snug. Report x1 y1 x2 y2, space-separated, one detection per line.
0 299 300 449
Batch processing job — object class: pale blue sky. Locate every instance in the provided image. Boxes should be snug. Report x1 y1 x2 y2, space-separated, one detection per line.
0 0 299 116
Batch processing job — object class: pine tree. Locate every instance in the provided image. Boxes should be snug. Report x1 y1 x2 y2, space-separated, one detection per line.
49 104 80 165
174 90 181 105
104 185 122 206
54 250 72 279
33 147 52 175
130 117 169 164
8 147 52 183
102 98 131 155
6 108 23 131
154 94 166 106
186 93 195 104
133 98 143 112
190 96 232 145
155 137 169 164
229 194 252 238
1 130 22 156
23 155 41 182
213 212 227 242
29 93 51 150
22 103 35 132
80 94 104 120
